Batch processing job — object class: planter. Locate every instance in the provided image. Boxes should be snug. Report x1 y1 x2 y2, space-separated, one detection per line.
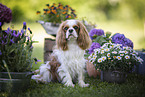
37 20 60 36
136 51 145 75
101 70 127 84
0 72 32 92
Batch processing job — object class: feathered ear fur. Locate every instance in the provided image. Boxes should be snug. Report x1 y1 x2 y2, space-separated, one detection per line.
56 21 68 51
77 21 92 50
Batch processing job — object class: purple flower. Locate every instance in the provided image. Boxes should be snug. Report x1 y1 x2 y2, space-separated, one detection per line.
89 28 104 40
112 33 133 48
23 22 27 30
28 28 30 31
112 33 125 42
0 22 1 26
123 38 133 48
0 3 12 23
34 58 41 64
10 39 14 44
13 31 21 37
88 42 101 54
3 35 7 39
23 22 26 26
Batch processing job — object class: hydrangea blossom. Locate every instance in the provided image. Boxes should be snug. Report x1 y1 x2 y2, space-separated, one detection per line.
88 42 101 54
112 33 133 48
89 28 104 40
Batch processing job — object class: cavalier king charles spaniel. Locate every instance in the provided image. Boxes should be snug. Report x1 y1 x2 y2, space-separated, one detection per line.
32 19 92 87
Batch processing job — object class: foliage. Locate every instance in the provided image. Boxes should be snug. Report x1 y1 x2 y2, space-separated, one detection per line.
0 3 12 24
0 22 40 72
37 3 77 23
88 42 143 72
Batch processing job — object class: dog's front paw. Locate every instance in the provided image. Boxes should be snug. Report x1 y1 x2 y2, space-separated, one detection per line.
64 81 75 87
79 81 89 87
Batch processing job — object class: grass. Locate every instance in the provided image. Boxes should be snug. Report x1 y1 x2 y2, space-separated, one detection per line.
0 73 145 97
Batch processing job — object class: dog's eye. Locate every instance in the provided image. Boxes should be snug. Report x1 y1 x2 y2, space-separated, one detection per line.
74 26 78 30
64 27 68 30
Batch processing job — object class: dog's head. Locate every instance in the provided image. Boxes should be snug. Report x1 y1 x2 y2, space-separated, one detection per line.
56 19 91 51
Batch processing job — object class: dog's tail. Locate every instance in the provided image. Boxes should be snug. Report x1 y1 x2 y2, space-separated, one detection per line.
31 61 52 83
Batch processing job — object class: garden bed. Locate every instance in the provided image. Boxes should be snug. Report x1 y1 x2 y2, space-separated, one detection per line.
0 73 145 97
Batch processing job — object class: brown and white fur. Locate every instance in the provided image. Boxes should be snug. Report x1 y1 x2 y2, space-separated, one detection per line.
32 19 92 87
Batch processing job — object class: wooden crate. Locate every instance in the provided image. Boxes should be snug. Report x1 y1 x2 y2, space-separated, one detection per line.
44 38 56 62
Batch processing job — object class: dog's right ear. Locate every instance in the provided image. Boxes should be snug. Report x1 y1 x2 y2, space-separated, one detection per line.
56 21 68 51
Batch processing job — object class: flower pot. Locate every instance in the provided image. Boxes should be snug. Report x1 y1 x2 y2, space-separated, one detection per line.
136 51 145 75
101 71 127 84
0 72 32 92
37 20 60 36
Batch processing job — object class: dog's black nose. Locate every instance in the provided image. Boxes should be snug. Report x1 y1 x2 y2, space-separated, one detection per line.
69 29 73 33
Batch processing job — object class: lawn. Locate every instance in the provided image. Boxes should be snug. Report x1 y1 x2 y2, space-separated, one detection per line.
0 73 145 97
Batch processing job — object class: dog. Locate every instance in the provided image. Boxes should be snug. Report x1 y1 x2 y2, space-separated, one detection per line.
32 19 92 87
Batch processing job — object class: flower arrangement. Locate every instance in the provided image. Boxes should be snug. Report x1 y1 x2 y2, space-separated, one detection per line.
88 42 143 72
88 28 111 54
88 28 134 54
0 3 12 25
37 3 77 24
0 22 40 72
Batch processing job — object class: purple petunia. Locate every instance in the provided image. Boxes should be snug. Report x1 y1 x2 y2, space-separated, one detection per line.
112 33 133 48
89 28 104 40
88 42 101 54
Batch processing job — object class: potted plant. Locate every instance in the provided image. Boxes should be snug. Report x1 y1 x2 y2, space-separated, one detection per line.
0 22 40 92
36 3 77 36
88 42 143 83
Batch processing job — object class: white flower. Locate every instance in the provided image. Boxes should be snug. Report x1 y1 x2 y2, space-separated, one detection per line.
107 53 111 57
137 57 143 64
120 54 124 56
94 49 101 53
113 56 117 59
124 51 128 54
102 56 106 61
105 48 110 52
93 55 97 60
116 44 122 47
116 56 122 60
119 51 124 54
125 55 130 59
98 58 102 63
101 50 105 54
123 46 127 49
112 51 117 54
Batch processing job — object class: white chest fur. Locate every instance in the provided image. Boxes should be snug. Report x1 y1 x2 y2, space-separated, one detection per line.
53 39 86 78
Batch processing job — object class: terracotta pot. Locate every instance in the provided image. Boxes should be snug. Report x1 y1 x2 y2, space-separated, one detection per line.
86 61 101 78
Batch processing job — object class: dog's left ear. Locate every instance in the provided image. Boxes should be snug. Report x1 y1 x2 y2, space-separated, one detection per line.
77 21 92 50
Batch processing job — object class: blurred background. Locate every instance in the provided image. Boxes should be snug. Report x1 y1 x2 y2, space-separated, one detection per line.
1 0 145 69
